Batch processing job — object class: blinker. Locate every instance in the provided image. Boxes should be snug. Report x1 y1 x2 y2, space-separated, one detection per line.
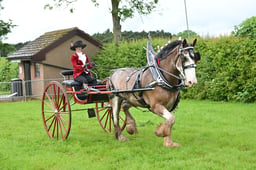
195 52 201 61
189 49 194 58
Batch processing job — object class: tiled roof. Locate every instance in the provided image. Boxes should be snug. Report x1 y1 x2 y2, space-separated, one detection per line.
7 27 102 60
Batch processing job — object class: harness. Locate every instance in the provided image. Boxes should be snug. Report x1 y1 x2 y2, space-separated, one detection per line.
110 40 196 112
124 65 181 111
147 41 184 91
126 67 152 108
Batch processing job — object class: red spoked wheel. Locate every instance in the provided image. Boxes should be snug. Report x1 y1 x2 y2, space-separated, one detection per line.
96 101 126 133
41 81 71 140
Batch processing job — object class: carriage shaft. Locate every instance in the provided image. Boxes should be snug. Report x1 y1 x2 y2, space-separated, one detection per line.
111 87 154 94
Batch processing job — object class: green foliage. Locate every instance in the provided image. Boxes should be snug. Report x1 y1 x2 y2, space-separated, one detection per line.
93 29 113 43
0 42 16 56
94 36 256 103
93 38 169 79
45 0 159 44
232 16 256 39
0 58 18 92
0 100 256 169
93 40 147 79
0 57 18 82
0 0 16 39
0 0 16 56
93 29 172 43
0 19 14 41
45 0 158 21
176 30 199 39
182 36 256 103
118 0 158 21
13 41 30 50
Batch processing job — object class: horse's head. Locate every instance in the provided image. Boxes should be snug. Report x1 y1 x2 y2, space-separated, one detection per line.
176 39 201 87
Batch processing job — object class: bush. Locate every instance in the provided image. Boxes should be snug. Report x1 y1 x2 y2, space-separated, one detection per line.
93 38 169 79
182 36 256 103
94 37 256 103
232 16 256 39
0 57 18 81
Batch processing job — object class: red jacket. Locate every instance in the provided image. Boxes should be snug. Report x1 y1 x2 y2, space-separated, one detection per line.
70 53 93 79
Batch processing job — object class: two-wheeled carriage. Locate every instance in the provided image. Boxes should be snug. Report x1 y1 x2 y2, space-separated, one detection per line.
41 70 153 140
42 38 200 147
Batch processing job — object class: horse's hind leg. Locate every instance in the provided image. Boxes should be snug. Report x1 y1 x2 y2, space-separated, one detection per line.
152 105 180 147
122 101 138 135
111 96 129 141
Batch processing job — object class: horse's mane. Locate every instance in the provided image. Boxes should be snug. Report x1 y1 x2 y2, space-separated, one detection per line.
156 40 182 60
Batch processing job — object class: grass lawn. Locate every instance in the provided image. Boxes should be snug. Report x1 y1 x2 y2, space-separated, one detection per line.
0 99 255 169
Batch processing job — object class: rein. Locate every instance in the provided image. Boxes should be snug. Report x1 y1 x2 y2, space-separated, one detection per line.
156 65 183 81
147 41 197 91
148 50 184 91
147 44 184 91
156 45 185 82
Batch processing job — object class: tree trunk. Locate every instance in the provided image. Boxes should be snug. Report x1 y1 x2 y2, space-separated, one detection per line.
111 0 121 44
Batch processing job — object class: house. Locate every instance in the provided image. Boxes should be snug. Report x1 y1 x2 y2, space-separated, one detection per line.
7 27 102 97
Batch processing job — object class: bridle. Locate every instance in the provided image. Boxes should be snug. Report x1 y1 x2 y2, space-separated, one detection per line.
145 39 200 91
157 43 197 81
178 46 197 69
173 44 197 80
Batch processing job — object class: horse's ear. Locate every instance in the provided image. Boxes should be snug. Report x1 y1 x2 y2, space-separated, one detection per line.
192 39 197 46
183 39 187 47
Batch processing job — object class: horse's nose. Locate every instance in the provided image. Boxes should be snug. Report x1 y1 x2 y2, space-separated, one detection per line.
186 79 197 87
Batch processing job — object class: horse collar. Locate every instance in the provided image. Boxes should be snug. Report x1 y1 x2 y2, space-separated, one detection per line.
146 40 184 91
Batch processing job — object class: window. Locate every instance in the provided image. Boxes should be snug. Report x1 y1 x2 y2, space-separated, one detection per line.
35 63 40 78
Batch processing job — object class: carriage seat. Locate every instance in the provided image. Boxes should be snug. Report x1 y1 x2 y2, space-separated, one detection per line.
60 69 102 87
60 70 73 77
60 70 81 87
62 80 82 87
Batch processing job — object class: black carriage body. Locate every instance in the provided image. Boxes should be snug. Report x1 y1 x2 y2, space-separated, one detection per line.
61 70 110 103
63 82 110 103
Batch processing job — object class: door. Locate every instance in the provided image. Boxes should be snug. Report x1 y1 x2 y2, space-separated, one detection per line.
24 61 32 96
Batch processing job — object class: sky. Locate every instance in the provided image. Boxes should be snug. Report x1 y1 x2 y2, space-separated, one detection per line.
1 0 256 44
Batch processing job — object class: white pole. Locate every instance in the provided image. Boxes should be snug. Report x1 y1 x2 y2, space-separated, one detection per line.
184 0 190 38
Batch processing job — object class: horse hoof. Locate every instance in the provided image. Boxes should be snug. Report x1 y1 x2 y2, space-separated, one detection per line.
155 122 170 137
126 125 138 135
163 136 180 147
163 142 180 147
118 135 129 142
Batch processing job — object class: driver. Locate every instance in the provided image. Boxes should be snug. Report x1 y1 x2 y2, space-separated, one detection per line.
70 40 97 90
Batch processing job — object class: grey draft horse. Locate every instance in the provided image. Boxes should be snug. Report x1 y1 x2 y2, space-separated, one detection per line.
108 39 200 147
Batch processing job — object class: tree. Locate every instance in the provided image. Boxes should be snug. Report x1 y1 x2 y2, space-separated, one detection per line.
92 29 172 43
0 0 16 57
232 16 256 39
45 0 159 44
0 43 15 57
176 30 199 39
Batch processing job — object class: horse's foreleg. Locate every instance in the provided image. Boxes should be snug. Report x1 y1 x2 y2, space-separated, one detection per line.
152 105 180 147
122 101 138 135
112 96 129 141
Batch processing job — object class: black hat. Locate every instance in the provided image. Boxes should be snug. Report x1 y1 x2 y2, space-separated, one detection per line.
70 40 87 51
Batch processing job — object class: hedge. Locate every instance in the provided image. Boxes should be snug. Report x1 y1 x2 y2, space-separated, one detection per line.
182 37 256 103
93 37 256 103
0 57 18 91
93 38 169 79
